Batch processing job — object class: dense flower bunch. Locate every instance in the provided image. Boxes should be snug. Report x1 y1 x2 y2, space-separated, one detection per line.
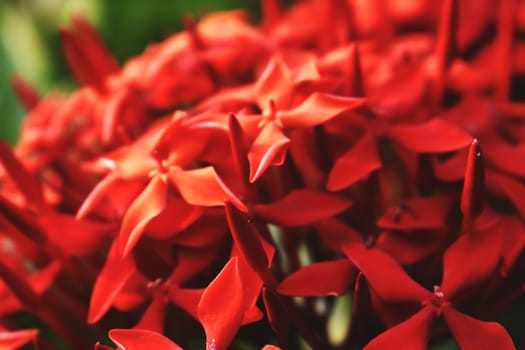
2 0 525 349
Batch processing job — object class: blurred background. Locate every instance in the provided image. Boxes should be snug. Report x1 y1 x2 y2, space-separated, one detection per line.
0 0 260 144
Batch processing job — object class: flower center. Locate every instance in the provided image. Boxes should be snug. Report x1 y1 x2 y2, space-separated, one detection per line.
427 285 450 316
433 285 444 300
258 99 283 128
149 159 173 183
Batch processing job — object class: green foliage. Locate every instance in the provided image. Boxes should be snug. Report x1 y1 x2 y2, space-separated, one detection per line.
0 40 23 144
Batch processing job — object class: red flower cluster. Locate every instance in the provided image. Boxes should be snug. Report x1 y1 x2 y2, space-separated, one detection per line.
2 0 525 349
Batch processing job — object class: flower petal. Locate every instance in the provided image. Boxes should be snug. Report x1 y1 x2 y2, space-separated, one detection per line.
484 142 525 178
228 114 250 183
433 147 468 181
262 287 290 337
363 306 434 350
0 141 43 205
225 201 274 278
10 75 40 111
288 128 327 189
460 139 485 220
441 212 504 297
109 329 182 350
169 287 204 320
0 262 61 315
151 117 216 167
0 197 47 244
254 56 293 112
248 122 290 182
95 342 114 350
253 189 351 226
486 171 525 219
119 176 168 256
37 213 111 256
343 243 432 303
261 0 283 26
134 296 166 334
170 166 246 211
344 44 365 97
0 259 40 310
145 196 203 239
88 241 137 324
232 244 268 324
196 85 254 112
261 346 282 350
0 329 38 350
198 257 245 350
376 230 448 265
77 173 120 219
279 93 365 129
277 260 354 296
314 218 364 252
61 15 119 90
327 133 382 191
171 211 227 248
429 0 459 106
500 216 525 276
443 306 515 350
376 195 453 231
387 118 472 153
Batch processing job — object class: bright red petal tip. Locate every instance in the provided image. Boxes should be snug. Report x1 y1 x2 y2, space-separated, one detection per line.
109 329 182 350
198 257 245 350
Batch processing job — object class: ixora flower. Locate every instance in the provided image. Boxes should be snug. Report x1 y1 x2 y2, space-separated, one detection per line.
2 0 525 349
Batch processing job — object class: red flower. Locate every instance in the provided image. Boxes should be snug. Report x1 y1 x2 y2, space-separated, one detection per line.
344 232 515 349
3 0 525 348
342 142 514 349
